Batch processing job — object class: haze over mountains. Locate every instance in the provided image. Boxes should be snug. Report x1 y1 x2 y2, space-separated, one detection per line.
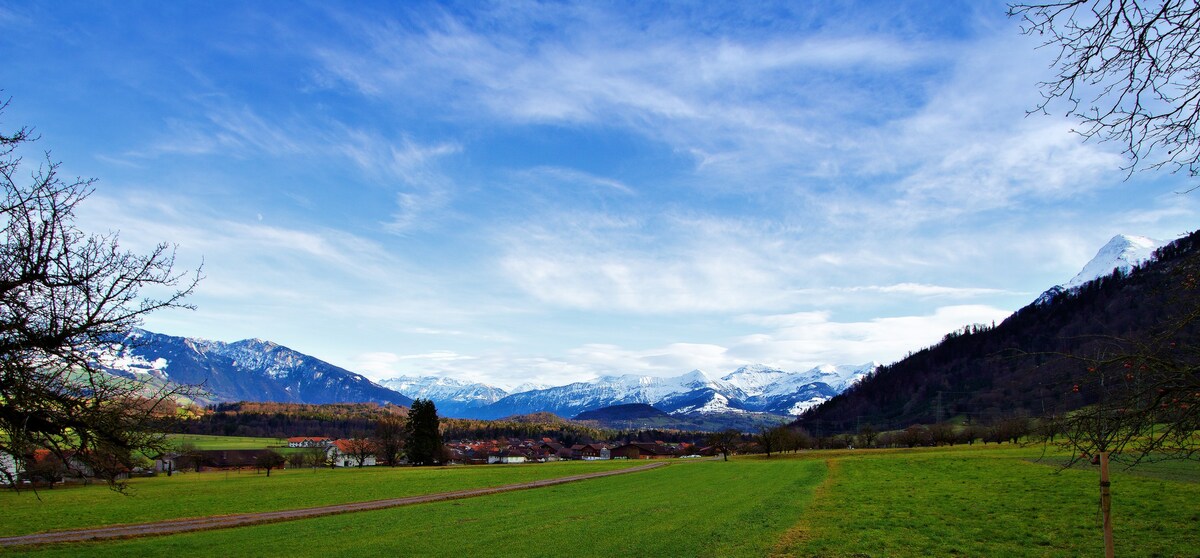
97 233 1166 431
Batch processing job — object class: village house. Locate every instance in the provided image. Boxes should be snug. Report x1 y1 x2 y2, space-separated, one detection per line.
1 451 20 485
286 437 332 448
487 448 529 464
327 439 377 467
574 443 611 460
609 442 674 459
537 441 574 461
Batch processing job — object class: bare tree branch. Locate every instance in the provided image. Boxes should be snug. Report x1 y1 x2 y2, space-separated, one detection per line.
0 100 203 490
1010 0 1200 189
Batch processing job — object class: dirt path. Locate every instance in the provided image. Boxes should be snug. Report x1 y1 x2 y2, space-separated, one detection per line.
0 461 668 548
769 458 839 557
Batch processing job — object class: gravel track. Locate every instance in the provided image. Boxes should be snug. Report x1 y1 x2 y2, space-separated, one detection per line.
0 461 667 548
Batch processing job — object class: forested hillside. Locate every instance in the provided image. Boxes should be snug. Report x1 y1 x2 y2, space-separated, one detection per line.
799 230 1200 434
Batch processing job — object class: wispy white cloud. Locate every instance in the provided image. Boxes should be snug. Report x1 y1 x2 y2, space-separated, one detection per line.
843 283 1015 298
495 212 801 313
120 101 463 233
511 166 636 196
336 132 461 233
730 305 1014 369
309 8 941 190
73 190 465 345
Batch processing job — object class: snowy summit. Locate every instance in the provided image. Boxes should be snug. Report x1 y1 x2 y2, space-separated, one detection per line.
1065 234 1164 289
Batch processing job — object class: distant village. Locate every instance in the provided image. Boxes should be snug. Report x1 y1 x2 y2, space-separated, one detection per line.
147 437 711 475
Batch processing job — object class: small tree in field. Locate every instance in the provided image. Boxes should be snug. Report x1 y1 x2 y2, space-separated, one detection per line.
286 451 307 470
756 425 792 457
257 450 286 477
342 436 376 468
303 446 326 470
373 416 405 466
855 424 878 449
1030 234 1200 557
706 429 740 461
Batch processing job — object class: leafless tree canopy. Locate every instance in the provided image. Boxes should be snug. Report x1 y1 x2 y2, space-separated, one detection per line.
1010 1 1200 185
0 99 201 488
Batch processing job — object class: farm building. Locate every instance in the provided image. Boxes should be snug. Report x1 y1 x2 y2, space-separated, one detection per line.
286 437 332 448
609 442 674 459
327 439 377 467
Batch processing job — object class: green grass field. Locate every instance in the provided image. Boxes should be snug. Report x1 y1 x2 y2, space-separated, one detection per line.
5 444 1198 557
166 433 288 450
0 460 644 537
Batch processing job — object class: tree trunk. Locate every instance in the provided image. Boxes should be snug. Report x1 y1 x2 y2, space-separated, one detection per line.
1100 451 1114 558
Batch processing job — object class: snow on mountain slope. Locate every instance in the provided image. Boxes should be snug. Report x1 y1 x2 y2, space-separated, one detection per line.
379 375 508 417
100 330 876 424
1065 234 1163 289
720 365 789 397
1037 234 1165 305
511 382 550 394
98 329 413 406
475 369 746 419
470 363 878 420
755 363 875 396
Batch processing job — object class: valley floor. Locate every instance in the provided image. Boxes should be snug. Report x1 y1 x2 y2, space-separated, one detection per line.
3 444 1197 557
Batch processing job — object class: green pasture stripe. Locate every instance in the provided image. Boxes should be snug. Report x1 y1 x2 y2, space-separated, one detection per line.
0 461 643 537
780 450 1200 557
166 434 288 450
8 459 827 558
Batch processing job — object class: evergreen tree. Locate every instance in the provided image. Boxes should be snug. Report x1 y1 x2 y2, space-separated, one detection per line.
405 399 442 466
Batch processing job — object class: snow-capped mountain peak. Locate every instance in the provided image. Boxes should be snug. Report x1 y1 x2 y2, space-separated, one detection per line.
721 365 789 396
1036 234 1166 305
378 375 508 413
1066 234 1163 289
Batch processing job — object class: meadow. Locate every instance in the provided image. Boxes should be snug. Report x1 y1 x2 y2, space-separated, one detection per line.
0 460 644 537
166 434 289 450
4 444 1197 557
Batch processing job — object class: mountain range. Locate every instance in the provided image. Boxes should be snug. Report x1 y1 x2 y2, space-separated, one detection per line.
98 330 873 428
96 233 1166 431
425 363 877 421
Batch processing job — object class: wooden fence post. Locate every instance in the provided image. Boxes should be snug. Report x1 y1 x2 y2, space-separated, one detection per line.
1100 451 1114 558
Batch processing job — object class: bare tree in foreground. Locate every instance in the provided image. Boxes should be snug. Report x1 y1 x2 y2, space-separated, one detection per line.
0 100 201 489
1034 235 1200 558
1010 1 1200 187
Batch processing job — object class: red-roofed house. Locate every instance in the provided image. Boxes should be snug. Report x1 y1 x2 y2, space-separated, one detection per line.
327 439 377 467
287 437 332 448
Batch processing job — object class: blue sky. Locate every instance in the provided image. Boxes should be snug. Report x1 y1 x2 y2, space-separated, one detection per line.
2 1 1196 388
